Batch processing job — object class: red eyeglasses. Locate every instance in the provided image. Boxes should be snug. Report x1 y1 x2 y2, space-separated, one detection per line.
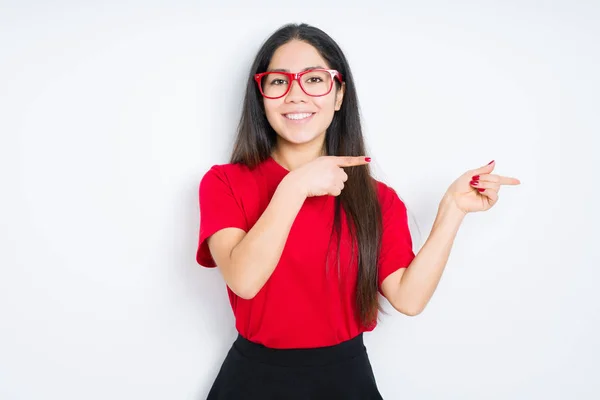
254 68 343 99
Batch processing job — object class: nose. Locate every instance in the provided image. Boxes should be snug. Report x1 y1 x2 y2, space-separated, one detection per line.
284 78 307 103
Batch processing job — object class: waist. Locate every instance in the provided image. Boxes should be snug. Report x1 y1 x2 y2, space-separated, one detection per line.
233 332 367 367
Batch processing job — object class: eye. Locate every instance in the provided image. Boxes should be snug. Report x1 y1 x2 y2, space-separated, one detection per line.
306 77 323 83
270 78 287 85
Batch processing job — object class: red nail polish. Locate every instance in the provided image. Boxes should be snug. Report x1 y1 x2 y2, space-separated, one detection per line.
365 157 371 162
470 180 478 186
477 188 485 192
472 175 480 180
488 160 495 165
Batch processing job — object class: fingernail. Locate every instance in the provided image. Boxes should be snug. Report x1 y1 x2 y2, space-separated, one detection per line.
477 188 486 192
472 175 480 181
365 157 371 162
488 160 495 165
470 180 479 186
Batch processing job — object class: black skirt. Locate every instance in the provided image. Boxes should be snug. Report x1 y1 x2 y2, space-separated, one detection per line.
206 332 384 399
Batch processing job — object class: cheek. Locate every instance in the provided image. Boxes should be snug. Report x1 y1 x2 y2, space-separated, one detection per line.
314 96 338 119
263 101 282 124
313 95 337 113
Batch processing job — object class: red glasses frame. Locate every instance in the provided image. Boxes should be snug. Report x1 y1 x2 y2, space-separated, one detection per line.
254 68 343 99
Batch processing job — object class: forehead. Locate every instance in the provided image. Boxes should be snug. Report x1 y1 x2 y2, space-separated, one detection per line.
267 40 330 72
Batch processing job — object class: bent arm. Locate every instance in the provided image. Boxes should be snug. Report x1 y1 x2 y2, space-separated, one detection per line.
207 176 306 299
382 196 465 315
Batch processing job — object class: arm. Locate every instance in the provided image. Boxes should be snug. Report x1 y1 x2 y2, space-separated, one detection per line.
381 160 520 316
206 156 368 300
381 195 465 316
207 175 306 299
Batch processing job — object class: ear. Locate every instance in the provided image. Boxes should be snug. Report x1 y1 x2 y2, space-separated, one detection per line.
334 82 345 111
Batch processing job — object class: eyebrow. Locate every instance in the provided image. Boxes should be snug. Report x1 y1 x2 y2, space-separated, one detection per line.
267 66 325 72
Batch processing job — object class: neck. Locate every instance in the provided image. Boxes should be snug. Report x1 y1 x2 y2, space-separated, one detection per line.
272 135 326 171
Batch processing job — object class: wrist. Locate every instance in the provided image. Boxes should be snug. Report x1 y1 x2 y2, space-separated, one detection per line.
439 194 467 220
278 173 308 201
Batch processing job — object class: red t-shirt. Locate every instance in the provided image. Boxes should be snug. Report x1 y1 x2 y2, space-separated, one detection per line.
196 156 415 349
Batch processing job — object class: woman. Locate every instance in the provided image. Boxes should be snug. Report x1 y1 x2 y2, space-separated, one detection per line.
196 23 520 399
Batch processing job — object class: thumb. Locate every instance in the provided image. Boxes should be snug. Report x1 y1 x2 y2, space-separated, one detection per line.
473 159 495 174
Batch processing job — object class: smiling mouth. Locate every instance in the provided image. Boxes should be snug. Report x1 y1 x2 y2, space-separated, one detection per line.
283 112 315 120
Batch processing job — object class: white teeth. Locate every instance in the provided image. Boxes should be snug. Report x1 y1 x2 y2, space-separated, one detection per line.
285 113 313 120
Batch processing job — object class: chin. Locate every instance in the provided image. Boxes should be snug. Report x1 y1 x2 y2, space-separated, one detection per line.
279 131 323 145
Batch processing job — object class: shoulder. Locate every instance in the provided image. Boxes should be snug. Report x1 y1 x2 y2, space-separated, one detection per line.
374 179 396 197
373 179 400 203
202 162 252 181
373 179 408 214
200 162 253 190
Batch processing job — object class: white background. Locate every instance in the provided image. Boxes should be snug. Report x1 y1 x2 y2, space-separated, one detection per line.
1 1 598 399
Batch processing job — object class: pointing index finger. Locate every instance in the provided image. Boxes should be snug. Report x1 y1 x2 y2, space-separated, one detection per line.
335 156 371 167
500 176 521 185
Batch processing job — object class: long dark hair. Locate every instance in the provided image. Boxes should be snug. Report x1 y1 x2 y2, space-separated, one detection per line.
230 23 384 328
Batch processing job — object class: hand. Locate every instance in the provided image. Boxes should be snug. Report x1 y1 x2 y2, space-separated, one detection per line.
443 160 521 214
286 156 370 198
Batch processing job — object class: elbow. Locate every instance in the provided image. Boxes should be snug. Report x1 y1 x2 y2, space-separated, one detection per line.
225 249 265 300
223 260 260 300
392 300 424 317
229 282 259 300
236 292 256 301
401 307 423 317
227 274 262 300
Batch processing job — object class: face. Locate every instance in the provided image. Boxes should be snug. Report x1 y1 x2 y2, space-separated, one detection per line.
262 40 345 149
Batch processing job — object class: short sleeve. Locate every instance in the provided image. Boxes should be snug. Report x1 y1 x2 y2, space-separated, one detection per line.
377 185 415 293
196 165 248 268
